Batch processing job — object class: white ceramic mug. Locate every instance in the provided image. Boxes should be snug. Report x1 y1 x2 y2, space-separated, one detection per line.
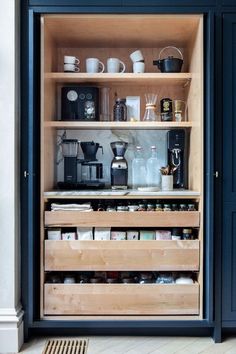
133 61 145 73
86 58 105 73
107 58 126 73
64 63 80 72
161 175 173 191
64 55 80 65
130 49 144 63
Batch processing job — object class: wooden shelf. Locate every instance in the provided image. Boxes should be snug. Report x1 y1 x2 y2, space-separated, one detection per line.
44 283 199 315
45 211 200 228
45 240 200 271
44 121 193 130
44 72 192 86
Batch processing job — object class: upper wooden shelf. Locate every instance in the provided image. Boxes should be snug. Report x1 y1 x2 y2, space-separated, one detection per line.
44 73 192 86
44 121 192 130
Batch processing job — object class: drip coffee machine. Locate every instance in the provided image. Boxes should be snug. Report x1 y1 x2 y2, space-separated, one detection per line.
167 129 188 188
110 141 128 189
58 139 105 189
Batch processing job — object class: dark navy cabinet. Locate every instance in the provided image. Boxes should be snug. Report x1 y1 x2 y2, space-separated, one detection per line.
222 14 236 327
20 0 236 343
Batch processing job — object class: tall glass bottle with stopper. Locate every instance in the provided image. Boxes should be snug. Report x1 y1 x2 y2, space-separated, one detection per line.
132 146 147 189
146 146 161 188
143 93 158 121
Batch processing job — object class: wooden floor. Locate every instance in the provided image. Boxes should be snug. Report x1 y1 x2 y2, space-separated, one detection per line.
19 336 236 354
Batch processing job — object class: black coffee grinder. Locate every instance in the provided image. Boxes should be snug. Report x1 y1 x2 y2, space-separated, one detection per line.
110 141 128 190
58 139 105 189
167 129 188 189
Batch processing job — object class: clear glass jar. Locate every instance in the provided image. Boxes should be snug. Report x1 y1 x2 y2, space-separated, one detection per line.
188 203 196 211
179 203 188 211
113 98 127 121
163 203 171 211
171 203 179 211
155 203 163 211
147 204 155 212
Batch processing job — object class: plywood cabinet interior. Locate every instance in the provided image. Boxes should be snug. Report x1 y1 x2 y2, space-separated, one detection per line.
40 14 204 321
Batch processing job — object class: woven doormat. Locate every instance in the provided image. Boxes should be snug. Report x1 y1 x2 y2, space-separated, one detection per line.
42 339 88 354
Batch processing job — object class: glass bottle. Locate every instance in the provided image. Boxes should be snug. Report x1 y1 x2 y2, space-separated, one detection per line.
146 146 161 187
113 98 127 121
132 146 147 189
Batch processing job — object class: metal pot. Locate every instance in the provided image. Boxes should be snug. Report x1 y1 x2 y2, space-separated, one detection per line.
153 46 183 73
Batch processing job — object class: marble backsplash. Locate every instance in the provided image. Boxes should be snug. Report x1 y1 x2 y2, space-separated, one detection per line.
56 129 168 186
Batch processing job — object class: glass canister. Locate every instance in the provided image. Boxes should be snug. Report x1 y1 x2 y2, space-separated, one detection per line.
100 87 111 121
113 98 127 121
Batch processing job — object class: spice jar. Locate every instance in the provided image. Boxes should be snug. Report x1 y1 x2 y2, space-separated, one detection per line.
90 277 103 284
113 98 127 121
188 203 196 211
179 203 188 211
182 228 193 240
171 203 179 211
138 203 146 211
147 204 155 212
155 203 163 211
163 203 171 211
156 273 174 284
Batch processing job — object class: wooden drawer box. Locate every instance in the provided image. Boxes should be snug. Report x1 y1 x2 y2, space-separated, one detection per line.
44 211 200 227
44 283 199 315
45 240 200 271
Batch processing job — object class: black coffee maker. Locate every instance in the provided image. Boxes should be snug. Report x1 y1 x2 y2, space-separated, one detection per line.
110 141 128 190
58 139 105 189
167 129 188 189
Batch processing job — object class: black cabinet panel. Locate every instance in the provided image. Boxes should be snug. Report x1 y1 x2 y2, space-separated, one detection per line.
223 14 236 202
222 204 236 320
29 0 122 6
123 0 216 6
222 14 236 323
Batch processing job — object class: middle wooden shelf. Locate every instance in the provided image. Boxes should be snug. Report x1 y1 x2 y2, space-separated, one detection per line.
44 121 193 130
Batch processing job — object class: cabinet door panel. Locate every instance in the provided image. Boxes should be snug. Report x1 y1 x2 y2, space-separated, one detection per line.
222 14 236 322
222 204 236 321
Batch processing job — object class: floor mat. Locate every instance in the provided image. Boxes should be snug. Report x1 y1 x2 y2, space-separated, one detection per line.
42 339 88 354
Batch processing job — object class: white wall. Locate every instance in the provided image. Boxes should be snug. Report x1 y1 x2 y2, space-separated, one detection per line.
0 0 23 352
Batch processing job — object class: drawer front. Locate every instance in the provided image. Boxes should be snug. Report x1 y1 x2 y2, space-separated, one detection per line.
45 211 200 227
44 284 199 315
45 240 200 271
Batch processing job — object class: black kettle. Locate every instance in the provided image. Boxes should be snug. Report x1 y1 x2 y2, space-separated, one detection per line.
153 46 183 73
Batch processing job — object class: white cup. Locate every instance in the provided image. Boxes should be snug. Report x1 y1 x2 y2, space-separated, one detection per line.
161 175 173 191
130 50 144 63
64 63 80 72
64 55 80 65
133 61 145 73
107 58 126 73
86 58 105 73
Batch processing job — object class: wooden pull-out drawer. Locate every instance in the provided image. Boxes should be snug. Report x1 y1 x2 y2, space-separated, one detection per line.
45 240 200 271
44 283 199 315
45 211 200 227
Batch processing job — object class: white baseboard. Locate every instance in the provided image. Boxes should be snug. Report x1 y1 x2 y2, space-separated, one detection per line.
0 306 24 353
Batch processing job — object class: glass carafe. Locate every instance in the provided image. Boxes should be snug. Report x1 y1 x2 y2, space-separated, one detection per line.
146 146 161 187
143 93 158 121
132 146 147 188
